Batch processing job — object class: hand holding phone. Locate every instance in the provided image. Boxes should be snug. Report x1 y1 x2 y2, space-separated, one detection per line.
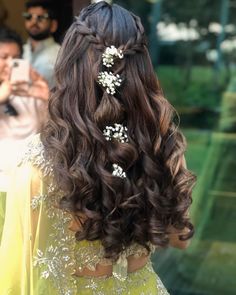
10 59 30 83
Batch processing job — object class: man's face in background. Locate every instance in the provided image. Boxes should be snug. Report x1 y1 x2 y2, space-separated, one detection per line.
24 6 58 41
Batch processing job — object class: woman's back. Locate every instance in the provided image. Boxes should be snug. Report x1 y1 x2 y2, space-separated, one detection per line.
42 0 195 261
0 134 167 294
0 2 195 294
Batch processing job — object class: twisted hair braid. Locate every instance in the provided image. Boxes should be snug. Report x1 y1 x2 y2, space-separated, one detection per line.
42 2 196 260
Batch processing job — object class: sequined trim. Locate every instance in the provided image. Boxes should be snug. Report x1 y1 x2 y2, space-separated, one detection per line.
18 134 53 176
75 261 170 295
75 241 155 277
20 135 168 294
18 136 77 294
31 194 47 210
33 191 77 295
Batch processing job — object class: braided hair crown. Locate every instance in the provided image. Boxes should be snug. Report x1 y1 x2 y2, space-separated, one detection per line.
75 1 147 55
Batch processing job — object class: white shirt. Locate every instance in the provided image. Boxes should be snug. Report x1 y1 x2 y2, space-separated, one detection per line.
23 37 60 88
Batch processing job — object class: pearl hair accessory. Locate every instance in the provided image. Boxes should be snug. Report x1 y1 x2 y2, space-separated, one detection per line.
103 123 128 143
97 71 122 95
102 45 124 68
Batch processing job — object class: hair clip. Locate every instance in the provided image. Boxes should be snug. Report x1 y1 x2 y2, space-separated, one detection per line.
98 71 122 95
103 124 128 178
103 124 128 143
112 164 126 178
102 45 124 68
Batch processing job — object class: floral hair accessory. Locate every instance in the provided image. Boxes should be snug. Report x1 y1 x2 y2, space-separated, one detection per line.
103 123 128 143
102 124 128 178
102 45 124 68
98 71 122 95
112 164 126 178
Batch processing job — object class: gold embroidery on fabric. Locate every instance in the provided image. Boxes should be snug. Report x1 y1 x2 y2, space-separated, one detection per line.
75 261 170 295
74 241 155 271
18 134 53 176
20 135 77 294
33 209 77 295
31 194 47 210
32 190 77 294
20 135 169 294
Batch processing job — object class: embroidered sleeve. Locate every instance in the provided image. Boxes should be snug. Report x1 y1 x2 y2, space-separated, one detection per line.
18 134 53 176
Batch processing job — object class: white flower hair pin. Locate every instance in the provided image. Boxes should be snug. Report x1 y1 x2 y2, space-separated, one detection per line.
102 123 128 178
98 71 122 95
112 164 126 178
103 123 128 143
102 45 124 68
98 46 124 95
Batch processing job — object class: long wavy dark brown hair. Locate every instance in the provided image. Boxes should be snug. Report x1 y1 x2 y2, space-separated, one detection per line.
41 1 196 260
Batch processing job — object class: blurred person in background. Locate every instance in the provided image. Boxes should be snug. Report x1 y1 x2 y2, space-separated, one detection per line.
22 0 60 87
0 27 49 241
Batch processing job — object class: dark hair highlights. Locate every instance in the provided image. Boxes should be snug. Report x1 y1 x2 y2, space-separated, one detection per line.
41 1 196 260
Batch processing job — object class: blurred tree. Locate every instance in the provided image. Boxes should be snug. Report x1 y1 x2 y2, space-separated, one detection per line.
115 0 152 37
162 0 221 26
160 0 234 90
148 0 163 66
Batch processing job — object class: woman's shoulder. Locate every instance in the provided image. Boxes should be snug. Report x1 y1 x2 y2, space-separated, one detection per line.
17 133 52 176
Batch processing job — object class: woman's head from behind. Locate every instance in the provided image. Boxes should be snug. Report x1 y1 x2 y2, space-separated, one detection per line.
53 1 164 129
42 1 195 260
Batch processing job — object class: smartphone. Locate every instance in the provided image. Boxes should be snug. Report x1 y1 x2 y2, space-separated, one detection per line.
10 59 30 83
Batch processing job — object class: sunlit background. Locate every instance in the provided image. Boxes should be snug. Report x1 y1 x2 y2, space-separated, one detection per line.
1 0 235 294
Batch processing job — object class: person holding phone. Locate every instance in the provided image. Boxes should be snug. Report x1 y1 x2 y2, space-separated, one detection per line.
0 27 49 238
22 0 60 87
